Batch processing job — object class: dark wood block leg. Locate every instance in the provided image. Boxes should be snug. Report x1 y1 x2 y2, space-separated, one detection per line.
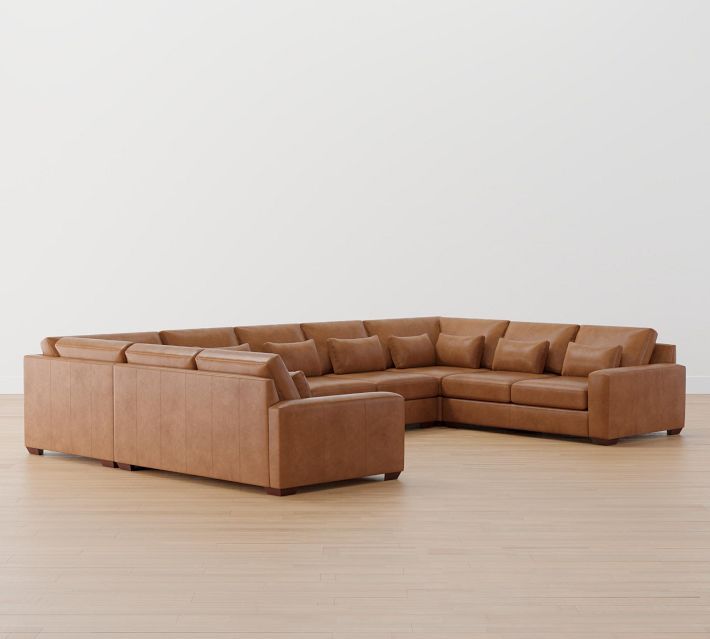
100 460 118 468
26 447 43 455
384 471 402 480
265 487 298 496
590 438 619 446
117 463 140 471
667 428 683 436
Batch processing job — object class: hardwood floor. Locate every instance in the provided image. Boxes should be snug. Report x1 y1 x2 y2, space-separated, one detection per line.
1 394 709 638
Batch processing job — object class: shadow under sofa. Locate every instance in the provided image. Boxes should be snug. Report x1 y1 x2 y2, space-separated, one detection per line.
25 316 686 495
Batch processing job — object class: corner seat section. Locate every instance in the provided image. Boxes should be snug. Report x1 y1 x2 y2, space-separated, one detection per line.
329 370 439 400
442 371 554 403
305 376 378 397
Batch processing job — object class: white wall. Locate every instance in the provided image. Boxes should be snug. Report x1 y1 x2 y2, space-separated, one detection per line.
1 1 708 393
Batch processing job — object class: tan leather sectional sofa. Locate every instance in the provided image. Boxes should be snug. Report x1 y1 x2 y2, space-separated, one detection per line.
25 317 686 495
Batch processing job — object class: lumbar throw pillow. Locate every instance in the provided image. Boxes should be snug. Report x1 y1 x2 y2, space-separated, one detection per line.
289 370 312 398
492 338 550 374
436 333 484 368
327 335 387 374
389 333 436 368
561 342 622 377
262 339 322 377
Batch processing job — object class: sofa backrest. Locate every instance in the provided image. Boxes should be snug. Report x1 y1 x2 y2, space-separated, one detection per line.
195 349 300 401
438 318 509 369
364 317 440 368
235 324 305 352
301 320 368 374
503 321 580 374
574 325 657 367
42 331 162 357
160 327 239 348
126 344 203 369
55 337 132 363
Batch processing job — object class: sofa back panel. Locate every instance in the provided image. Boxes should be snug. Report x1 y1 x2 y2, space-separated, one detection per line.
363 317 440 368
160 327 238 348
88 331 163 345
196 348 299 401
235 324 305 353
650 343 676 364
503 321 580 374
126 344 202 369
574 325 658 367
438 318 510 369
301 320 368 374
41 337 60 357
55 337 132 363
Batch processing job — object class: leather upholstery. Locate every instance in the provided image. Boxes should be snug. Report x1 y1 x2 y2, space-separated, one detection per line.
301 320 368 374
438 318 509 369
41 337 60 357
289 371 312 398
195 349 300 401
41 331 162 357
55 337 132 363
236 323 305 352
436 334 484 368
268 392 404 489
328 335 386 374
442 371 552 403
492 338 549 374
574 325 658 367
364 317 440 367
125 344 203 370
219 344 251 352
389 334 436 369
511 376 588 411
393 365 481 383
405 397 440 424
159 327 239 348
503 322 579 374
588 364 685 440
332 370 439 400
650 343 676 364
305 376 378 397
561 343 622 377
262 339 322 377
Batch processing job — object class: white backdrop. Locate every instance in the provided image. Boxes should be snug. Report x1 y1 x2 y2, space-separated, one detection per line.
1 1 708 393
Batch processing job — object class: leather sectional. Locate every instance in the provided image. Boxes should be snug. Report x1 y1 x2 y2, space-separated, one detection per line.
24 317 686 495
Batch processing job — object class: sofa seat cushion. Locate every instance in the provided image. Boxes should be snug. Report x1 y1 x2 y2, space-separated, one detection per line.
442 371 552 403
306 376 377 397
511 376 588 411
333 371 439 400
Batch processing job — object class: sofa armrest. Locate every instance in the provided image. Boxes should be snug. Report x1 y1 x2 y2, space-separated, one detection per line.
268 392 405 489
588 364 685 441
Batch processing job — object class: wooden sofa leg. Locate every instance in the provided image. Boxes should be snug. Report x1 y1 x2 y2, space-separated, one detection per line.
265 487 298 496
117 463 139 471
667 428 683 436
26 447 43 455
590 438 619 446
100 460 118 468
384 471 401 480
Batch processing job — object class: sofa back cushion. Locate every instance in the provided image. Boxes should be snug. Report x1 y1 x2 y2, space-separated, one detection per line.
503 321 579 374
389 334 436 369
235 323 305 352
55 337 132 363
561 343 622 377
574 325 657 367
301 320 368 374
436 334 484 368
328 336 387 374
262 339 322 376
126 344 202 370
492 338 549 374
195 349 300 401
438 318 509 369
159 327 238 348
289 371 312 398
363 317 440 367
